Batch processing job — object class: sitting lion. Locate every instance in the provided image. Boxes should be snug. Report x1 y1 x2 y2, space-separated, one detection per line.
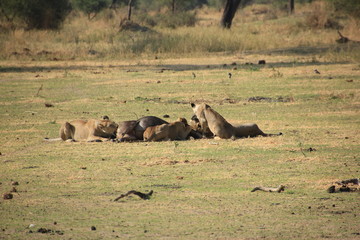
191 103 281 139
45 119 118 142
143 118 192 142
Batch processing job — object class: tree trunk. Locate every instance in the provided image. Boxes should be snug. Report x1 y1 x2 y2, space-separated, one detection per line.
221 0 242 29
288 0 294 15
172 0 176 14
127 0 133 21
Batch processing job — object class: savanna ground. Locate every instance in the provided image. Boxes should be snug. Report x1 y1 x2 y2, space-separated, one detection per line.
1 3 360 240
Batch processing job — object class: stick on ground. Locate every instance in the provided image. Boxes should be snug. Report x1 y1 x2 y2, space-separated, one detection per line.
114 190 153 201
251 185 285 193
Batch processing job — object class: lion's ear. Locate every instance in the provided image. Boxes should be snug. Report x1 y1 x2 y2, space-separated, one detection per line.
190 103 195 108
205 104 210 109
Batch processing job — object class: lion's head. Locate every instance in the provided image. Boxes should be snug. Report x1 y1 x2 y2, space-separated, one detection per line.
97 120 118 136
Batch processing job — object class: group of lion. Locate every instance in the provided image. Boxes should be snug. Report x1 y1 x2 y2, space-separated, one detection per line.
46 103 281 142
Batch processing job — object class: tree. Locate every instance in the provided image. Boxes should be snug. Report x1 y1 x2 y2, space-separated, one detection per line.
288 0 294 14
221 0 241 28
0 0 71 29
72 0 111 20
328 0 360 19
0 0 22 23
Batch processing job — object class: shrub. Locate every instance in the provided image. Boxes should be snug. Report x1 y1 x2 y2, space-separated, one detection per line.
305 1 341 29
135 11 197 29
328 0 360 19
0 0 71 29
72 0 111 20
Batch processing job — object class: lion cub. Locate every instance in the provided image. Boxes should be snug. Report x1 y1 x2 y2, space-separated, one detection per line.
143 118 192 141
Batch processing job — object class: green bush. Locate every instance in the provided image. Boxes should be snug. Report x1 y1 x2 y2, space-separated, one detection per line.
72 0 111 19
328 0 360 18
0 0 71 29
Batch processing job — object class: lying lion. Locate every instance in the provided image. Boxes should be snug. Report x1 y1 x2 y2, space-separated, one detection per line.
191 103 281 139
45 119 118 142
143 118 192 141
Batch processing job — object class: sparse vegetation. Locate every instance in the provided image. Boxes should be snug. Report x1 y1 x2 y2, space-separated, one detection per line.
0 1 359 61
0 1 360 239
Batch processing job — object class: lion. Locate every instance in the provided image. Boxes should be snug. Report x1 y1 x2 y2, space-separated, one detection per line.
189 115 214 138
191 103 282 139
45 119 118 142
143 118 192 142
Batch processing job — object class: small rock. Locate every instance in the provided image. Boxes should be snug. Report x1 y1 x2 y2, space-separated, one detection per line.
163 114 170 118
91 226 96 231
258 60 266 64
12 181 19 185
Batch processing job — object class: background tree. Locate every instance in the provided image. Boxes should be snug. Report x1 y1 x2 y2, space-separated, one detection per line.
221 0 241 28
328 0 360 19
0 0 22 23
289 0 294 14
0 0 71 29
72 0 111 20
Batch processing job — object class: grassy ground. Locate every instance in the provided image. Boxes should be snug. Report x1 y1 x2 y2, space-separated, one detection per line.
0 50 359 239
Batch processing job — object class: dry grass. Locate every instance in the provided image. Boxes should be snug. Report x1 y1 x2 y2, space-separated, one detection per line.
1 3 359 61
0 3 360 239
0 51 360 239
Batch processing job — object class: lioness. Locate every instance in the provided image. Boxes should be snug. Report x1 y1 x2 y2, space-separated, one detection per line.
45 119 118 142
191 103 281 139
189 115 214 138
143 118 192 141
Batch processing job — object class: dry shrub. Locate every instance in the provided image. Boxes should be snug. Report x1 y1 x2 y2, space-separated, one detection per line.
305 1 342 29
240 4 280 22
119 19 152 32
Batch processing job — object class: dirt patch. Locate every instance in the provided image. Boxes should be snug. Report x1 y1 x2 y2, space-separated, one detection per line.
28 228 64 235
248 96 294 103
146 184 182 189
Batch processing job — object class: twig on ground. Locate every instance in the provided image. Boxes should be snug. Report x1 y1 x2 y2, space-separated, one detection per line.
36 84 43 96
251 185 285 193
114 190 153 201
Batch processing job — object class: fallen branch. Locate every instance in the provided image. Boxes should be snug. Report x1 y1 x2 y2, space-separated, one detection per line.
251 185 285 193
336 31 349 43
36 84 43 96
114 190 153 201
